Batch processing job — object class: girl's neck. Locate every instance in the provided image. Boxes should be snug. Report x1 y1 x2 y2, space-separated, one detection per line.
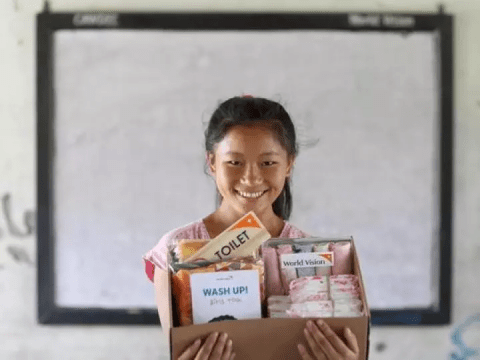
203 206 285 239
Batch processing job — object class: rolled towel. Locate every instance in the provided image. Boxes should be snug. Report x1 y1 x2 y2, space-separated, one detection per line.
277 245 298 294
263 247 285 296
330 241 353 275
313 243 332 276
294 244 316 277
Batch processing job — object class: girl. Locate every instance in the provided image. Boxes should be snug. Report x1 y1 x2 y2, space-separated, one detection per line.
143 96 360 360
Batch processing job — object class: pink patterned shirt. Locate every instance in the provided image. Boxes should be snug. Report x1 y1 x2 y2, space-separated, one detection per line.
143 220 309 282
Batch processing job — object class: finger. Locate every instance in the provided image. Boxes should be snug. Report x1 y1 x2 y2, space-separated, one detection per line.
229 353 236 360
195 332 219 360
344 327 360 354
297 343 315 360
177 338 201 360
317 320 353 357
209 333 229 360
307 320 340 358
221 339 233 360
304 326 326 359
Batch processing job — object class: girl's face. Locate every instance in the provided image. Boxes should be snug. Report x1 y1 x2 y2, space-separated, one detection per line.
208 125 294 218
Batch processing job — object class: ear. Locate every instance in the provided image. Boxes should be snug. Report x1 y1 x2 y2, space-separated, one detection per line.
286 156 295 178
207 152 216 174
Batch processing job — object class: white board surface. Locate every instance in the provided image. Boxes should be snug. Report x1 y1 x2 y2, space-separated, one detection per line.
53 30 438 309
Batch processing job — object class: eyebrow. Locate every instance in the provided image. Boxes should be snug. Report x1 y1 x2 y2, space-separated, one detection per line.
225 151 281 156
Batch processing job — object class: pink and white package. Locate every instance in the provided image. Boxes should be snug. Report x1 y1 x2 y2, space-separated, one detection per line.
286 274 363 317
267 295 292 306
269 311 291 319
286 301 334 318
330 274 358 283
289 276 329 304
334 298 362 312
330 274 360 300
289 276 328 293
330 276 363 316
268 302 291 318
290 291 330 304
267 296 292 318
330 241 353 275
330 275 359 291
290 301 333 312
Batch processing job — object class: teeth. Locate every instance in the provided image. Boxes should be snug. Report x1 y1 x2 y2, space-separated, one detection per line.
237 191 265 198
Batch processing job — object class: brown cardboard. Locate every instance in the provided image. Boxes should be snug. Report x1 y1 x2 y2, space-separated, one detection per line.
161 238 371 360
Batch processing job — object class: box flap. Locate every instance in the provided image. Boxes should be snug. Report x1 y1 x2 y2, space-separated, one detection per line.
154 267 173 341
171 317 369 360
350 238 371 317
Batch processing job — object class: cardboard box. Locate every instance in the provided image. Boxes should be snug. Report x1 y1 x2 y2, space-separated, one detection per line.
160 238 371 360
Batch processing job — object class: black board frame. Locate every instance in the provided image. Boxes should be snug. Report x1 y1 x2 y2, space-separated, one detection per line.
37 11 453 326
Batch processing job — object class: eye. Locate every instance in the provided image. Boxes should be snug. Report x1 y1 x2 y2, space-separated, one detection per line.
227 160 242 166
262 161 277 167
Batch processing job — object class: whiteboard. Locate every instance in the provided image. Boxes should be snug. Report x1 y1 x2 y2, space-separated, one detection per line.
52 29 438 310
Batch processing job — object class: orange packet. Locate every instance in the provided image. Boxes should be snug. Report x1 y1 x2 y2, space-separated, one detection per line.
177 239 209 261
171 265 216 326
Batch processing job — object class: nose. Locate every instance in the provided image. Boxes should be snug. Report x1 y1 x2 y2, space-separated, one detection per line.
240 163 263 185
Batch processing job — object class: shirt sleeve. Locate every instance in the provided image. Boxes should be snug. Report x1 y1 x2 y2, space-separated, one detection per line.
142 221 206 283
142 232 173 282
284 222 310 238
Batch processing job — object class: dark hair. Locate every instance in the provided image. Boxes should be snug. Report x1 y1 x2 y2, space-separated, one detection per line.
205 96 298 220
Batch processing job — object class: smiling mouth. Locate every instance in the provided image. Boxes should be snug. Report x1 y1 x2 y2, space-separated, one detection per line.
235 190 268 199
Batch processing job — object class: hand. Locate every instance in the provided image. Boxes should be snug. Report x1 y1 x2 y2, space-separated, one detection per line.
297 320 360 360
178 332 235 360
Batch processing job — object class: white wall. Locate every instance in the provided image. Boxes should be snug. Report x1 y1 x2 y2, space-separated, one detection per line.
1 0 479 359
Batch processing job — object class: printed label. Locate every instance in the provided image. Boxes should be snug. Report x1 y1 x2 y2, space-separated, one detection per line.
190 270 261 325
348 14 415 28
185 211 270 262
73 14 119 27
280 252 334 268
